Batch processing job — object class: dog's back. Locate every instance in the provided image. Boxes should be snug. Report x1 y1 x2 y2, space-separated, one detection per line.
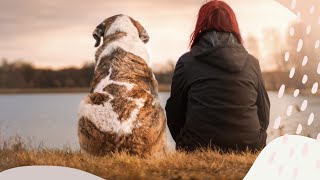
78 15 166 156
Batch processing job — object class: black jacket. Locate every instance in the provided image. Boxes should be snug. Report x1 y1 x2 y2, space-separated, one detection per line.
165 31 270 151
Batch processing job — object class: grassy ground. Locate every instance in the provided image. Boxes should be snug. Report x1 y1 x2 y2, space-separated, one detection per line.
0 140 258 180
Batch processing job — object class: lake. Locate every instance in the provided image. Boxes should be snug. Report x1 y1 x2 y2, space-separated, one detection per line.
0 92 319 149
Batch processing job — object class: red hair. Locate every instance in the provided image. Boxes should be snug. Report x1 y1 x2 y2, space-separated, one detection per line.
190 0 243 48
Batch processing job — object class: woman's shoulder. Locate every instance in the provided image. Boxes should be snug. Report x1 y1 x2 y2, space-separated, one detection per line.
246 53 262 68
245 53 264 78
176 52 197 66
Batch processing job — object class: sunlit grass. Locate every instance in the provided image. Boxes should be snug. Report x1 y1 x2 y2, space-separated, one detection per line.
0 137 258 180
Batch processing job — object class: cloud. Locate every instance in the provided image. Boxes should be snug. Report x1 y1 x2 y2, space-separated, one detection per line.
0 0 298 69
0 0 204 67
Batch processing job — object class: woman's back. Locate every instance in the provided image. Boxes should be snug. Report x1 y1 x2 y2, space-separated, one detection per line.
166 31 269 151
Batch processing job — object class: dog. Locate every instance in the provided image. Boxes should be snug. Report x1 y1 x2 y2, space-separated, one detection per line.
78 14 167 157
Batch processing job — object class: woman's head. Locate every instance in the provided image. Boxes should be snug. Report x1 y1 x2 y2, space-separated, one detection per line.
190 0 242 48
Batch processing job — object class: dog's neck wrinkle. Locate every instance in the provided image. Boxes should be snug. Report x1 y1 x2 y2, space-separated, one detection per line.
104 31 128 43
95 37 149 69
105 29 138 39
95 31 128 62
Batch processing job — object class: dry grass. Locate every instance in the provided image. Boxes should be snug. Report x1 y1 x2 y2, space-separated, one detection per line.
0 138 258 180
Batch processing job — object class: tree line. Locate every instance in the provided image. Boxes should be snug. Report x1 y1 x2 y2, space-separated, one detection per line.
0 59 174 89
0 60 94 88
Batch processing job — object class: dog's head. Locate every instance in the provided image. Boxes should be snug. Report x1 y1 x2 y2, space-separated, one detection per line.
93 14 149 47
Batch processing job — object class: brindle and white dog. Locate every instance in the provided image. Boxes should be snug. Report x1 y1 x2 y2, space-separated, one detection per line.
78 14 167 157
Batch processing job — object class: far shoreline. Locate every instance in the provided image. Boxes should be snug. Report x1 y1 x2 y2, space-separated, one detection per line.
0 85 171 94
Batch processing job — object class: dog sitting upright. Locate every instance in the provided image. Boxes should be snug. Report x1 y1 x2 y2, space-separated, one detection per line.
78 14 167 157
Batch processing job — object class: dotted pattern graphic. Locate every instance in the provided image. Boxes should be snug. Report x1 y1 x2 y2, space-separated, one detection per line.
274 0 320 140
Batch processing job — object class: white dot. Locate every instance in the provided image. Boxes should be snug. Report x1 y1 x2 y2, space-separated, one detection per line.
290 148 295 157
274 116 282 129
297 12 302 22
289 67 296 78
315 40 320 48
310 5 315 14
315 159 320 168
308 113 315 126
302 75 308 84
312 82 319 94
278 84 286 98
285 52 290 61
296 124 303 134
290 27 295 36
294 89 300 97
287 105 293 116
301 100 308 111
302 56 308 66
318 62 320 74
302 143 309 156
269 152 277 164
278 166 284 175
297 39 303 52
291 0 297 10
282 134 289 144
306 25 312 34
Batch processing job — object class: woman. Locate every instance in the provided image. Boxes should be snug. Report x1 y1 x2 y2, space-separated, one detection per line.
166 0 270 152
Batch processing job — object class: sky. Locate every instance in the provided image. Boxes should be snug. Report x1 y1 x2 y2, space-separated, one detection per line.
0 0 297 70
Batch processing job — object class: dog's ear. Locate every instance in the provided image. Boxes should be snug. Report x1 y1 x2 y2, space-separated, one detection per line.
92 22 106 47
130 18 149 43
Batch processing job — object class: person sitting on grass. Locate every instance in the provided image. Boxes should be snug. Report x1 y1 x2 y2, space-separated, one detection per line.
166 0 270 152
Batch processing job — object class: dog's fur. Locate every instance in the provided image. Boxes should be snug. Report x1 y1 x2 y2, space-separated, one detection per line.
78 14 167 157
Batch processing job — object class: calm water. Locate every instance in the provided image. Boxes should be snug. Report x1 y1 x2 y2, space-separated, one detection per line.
0 92 319 149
